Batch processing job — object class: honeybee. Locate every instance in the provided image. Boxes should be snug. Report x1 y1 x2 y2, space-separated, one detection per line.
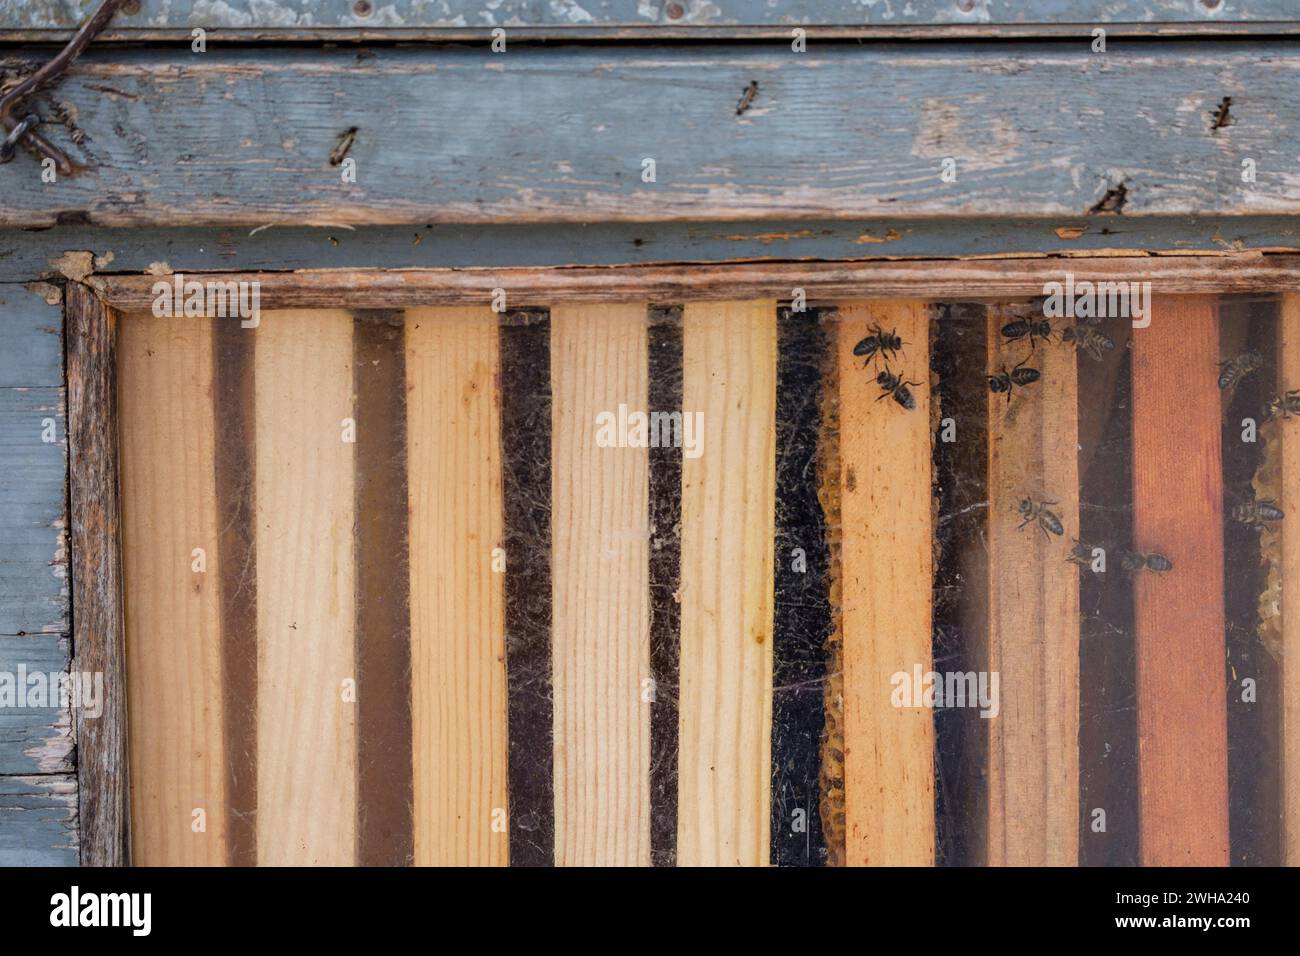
1218 351 1263 391
1232 499 1284 528
1264 390 1300 421
1061 325 1116 362
853 323 905 367
1118 549 1173 573
1016 497 1064 538
875 369 921 411
1001 318 1054 351
988 359 1041 404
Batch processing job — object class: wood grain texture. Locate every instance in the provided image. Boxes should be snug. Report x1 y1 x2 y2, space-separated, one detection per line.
91 257 1300 312
406 308 508 867
119 313 227 866
0 284 62 387
8 220 1300 284
6 0 1293 34
677 300 776 866
1131 295 1229 866
837 300 936 866
65 284 128 867
4 44 1300 227
254 311 357 866
1280 293 1300 866
0 387 67 638
550 305 651 867
984 305 1081 866
0 774 78 866
0 634 72 775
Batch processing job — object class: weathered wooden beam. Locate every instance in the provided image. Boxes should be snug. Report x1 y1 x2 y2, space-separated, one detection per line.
7 218 1300 283
2 0 1294 40
87 256 1300 311
66 281 129 867
0 44 1297 226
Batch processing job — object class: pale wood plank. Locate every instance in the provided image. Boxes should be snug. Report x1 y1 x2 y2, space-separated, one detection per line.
406 308 509 867
254 310 357 866
118 314 226 866
1131 295 1229 866
550 305 651 866
837 300 936 866
1279 293 1300 866
677 300 776 866
985 305 1081 866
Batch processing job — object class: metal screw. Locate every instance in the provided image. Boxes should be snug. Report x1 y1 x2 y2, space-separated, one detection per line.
665 2 685 20
122 0 140 14
1202 0 1222 8
957 0 976 11
352 0 374 17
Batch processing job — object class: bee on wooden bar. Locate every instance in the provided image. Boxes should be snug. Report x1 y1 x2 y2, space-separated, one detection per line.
1217 350 1263 391
988 358 1041 404
1118 549 1173 573
1067 538 1096 566
1264 389 1300 421
1061 324 1116 362
1016 497 1064 538
853 323 904 367
1232 498 1285 528
1000 318 1054 351
876 369 921 411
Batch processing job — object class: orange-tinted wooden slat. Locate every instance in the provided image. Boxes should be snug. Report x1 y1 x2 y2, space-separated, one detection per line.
677 300 776 866
550 305 651 866
836 300 936 866
985 305 1081 866
406 308 509 866
1279 293 1300 866
1131 295 1230 866
120 315 227 865
254 311 358 865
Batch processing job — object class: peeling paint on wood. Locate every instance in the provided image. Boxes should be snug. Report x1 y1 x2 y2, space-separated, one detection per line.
0 774 77 866
0 44 1297 226
0 634 73 775
0 386 69 638
0 284 63 387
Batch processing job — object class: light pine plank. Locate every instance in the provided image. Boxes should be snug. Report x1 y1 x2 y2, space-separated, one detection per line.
550 305 651 867
1280 293 1300 866
985 305 1081 866
406 308 508 867
1131 295 1229 866
677 300 776 866
254 310 357 866
837 300 936 866
118 314 227 866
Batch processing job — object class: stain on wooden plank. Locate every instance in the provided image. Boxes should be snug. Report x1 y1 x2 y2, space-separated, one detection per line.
1131 295 1230 866
0 774 77 866
1277 293 1300 864
3 44 1299 226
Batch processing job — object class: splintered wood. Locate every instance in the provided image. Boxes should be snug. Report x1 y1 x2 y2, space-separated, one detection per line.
1278 294 1300 866
550 305 651 866
1131 296 1229 866
836 301 936 866
677 301 776 866
985 305 1080 867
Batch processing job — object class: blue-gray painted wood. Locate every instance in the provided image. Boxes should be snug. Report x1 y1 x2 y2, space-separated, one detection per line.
0 774 77 866
0 387 68 639
0 634 73 776
0 43 1296 227
0 285 63 388
1 1 1295 34
4 217 1300 282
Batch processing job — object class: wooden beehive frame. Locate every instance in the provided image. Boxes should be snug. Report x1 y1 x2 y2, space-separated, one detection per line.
68 254 1300 866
